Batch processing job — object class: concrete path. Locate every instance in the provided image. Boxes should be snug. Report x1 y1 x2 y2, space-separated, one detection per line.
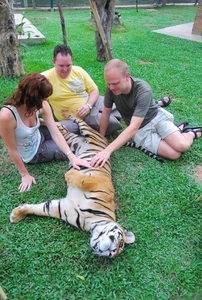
153 22 202 43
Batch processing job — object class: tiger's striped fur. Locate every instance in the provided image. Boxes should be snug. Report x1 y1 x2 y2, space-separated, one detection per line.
10 112 135 258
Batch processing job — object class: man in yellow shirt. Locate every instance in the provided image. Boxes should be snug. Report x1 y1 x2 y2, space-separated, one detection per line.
41 44 122 135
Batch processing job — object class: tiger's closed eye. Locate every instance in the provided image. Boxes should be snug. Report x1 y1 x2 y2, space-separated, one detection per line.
119 241 124 249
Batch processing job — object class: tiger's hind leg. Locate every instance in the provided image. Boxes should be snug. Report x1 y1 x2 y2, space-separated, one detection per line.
10 200 63 223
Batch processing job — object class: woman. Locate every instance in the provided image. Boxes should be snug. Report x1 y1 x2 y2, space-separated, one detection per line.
0 73 90 193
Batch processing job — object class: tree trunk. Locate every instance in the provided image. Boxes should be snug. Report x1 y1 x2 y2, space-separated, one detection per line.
92 0 115 62
192 0 202 35
32 0 36 9
57 0 67 45
0 0 24 78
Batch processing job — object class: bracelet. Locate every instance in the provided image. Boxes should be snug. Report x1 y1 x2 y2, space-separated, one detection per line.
86 103 92 110
66 151 72 156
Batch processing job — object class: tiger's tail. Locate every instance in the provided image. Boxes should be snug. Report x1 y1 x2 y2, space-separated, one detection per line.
125 141 164 163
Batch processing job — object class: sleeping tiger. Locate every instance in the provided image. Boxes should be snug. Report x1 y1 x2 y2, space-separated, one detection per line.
10 110 135 258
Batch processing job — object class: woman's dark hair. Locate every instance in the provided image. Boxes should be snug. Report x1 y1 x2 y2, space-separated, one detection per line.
4 73 53 115
53 44 73 61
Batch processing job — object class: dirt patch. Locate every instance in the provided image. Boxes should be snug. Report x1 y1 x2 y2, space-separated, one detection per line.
143 23 155 27
113 21 125 30
139 60 155 65
193 164 202 185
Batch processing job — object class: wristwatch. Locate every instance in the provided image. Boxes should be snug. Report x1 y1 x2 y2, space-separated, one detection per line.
86 103 92 110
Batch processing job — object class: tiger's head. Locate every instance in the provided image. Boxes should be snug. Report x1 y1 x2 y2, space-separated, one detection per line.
90 222 135 258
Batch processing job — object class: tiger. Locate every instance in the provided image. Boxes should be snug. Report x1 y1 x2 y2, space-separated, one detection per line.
10 109 135 258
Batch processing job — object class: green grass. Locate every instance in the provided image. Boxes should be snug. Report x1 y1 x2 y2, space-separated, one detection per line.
0 6 202 300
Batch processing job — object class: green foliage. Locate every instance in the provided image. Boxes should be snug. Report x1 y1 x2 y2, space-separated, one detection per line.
15 16 26 35
0 6 202 300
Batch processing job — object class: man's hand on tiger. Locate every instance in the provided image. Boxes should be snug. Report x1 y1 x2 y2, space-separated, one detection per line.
90 150 111 168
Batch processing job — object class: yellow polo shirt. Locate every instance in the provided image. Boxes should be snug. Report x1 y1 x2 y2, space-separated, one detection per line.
42 66 97 121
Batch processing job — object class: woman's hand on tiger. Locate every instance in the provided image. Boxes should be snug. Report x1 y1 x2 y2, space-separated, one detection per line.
19 173 36 193
90 150 111 168
69 154 91 170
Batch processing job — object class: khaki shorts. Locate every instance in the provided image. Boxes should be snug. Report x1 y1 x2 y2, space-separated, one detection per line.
133 107 179 154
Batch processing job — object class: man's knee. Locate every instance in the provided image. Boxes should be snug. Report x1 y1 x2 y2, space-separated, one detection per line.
157 146 182 160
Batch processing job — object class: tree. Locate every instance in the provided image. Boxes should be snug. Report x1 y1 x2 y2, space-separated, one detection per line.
192 0 202 35
57 0 67 45
32 0 36 9
0 0 24 78
89 0 115 62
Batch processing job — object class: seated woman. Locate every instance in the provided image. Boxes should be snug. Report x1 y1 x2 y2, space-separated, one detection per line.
0 73 90 193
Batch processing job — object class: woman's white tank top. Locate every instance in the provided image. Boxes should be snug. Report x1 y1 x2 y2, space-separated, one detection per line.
6 105 41 163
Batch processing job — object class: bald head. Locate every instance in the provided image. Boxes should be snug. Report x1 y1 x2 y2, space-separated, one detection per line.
104 59 131 95
104 59 129 77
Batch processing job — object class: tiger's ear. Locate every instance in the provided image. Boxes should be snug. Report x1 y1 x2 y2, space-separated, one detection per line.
124 231 135 244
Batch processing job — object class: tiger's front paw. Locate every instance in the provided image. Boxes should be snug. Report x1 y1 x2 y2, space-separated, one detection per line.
60 108 75 120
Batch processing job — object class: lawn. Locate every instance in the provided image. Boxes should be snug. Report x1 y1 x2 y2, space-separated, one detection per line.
0 5 202 300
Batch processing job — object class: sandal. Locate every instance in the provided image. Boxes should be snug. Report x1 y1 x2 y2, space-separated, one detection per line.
175 121 189 132
183 126 202 139
155 97 172 108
